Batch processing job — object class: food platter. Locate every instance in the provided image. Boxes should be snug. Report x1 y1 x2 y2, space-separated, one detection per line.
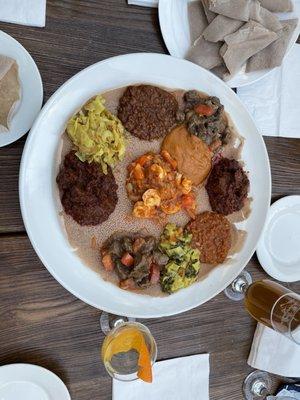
20 53 271 318
158 0 300 88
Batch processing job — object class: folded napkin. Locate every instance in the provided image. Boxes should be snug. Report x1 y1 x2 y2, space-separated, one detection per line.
276 384 300 398
237 43 300 138
0 0 46 27
248 323 300 377
113 354 210 400
127 0 158 7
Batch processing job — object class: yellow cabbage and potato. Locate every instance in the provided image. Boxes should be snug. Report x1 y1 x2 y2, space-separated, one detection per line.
66 95 126 174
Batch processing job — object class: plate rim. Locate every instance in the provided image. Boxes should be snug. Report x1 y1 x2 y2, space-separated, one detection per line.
0 363 70 399
19 52 272 318
256 195 300 282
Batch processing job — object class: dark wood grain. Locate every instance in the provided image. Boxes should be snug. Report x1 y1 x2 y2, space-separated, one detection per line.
0 1 300 399
1 235 299 399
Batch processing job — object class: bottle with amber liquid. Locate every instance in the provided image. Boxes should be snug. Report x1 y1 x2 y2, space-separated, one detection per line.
245 280 300 344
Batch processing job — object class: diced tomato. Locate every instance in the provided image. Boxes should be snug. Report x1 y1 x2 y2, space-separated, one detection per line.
102 253 114 271
182 194 195 209
121 252 134 267
161 150 177 169
194 104 214 116
149 263 160 284
119 278 136 290
133 164 145 180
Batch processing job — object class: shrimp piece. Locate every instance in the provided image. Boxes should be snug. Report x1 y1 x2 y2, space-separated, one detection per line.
181 177 192 194
142 189 161 207
133 201 155 218
161 202 181 215
149 164 166 180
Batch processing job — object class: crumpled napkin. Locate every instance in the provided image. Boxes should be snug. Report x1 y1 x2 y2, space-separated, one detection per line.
248 323 300 377
113 354 210 400
275 383 300 399
0 0 46 27
237 43 300 138
128 0 158 7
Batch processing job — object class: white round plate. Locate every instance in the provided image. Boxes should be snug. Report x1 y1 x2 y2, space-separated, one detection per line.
158 0 300 88
0 30 43 147
20 53 271 318
0 364 70 400
256 196 300 282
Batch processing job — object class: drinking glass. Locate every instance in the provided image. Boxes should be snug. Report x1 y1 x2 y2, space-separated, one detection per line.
100 312 157 382
243 370 296 400
224 274 300 344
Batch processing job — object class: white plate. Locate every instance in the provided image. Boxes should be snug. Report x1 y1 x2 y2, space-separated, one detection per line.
256 196 300 282
0 30 43 147
0 364 70 400
19 53 271 318
158 0 300 88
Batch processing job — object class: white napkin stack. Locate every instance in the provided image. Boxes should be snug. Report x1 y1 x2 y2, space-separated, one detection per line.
237 43 300 138
0 0 46 27
248 323 300 377
128 0 158 7
113 354 210 400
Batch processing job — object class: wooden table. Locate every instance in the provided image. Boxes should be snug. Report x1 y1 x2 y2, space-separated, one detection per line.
0 1 299 399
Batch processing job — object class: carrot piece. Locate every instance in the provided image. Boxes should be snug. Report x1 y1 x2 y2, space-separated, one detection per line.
121 252 134 267
161 150 177 169
133 164 145 180
194 104 214 116
136 154 153 167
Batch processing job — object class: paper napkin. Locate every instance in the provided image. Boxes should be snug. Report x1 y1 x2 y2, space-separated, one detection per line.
237 43 300 138
128 0 158 7
0 0 46 27
113 354 210 400
248 323 300 377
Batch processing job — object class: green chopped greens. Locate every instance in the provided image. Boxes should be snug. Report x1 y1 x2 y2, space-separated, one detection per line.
159 223 201 294
66 95 126 174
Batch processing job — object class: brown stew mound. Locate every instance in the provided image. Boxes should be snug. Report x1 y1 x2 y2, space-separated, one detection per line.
186 211 232 264
206 158 249 216
118 85 178 140
176 90 229 147
56 151 118 226
101 234 168 290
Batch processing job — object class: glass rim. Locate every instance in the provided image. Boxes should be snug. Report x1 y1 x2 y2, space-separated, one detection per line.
101 321 158 382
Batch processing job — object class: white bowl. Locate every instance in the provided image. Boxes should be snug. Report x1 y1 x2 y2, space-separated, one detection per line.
19 53 271 318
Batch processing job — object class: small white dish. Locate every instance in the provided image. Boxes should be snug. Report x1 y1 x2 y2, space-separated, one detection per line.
158 0 300 88
0 30 43 147
256 195 300 282
0 364 70 400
